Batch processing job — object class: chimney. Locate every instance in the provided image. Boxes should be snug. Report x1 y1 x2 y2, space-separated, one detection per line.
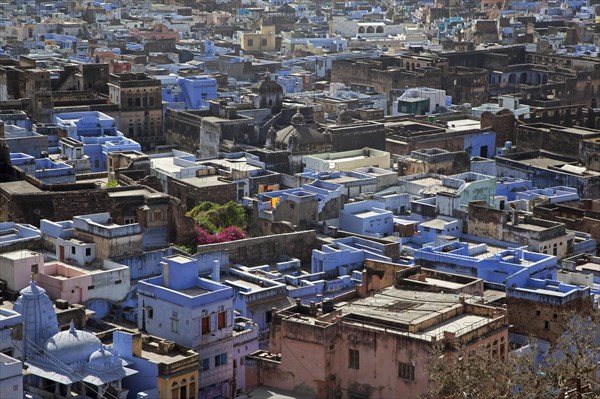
212 260 220 282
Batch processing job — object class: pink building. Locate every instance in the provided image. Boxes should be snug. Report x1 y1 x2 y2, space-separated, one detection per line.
247 260 509 399
0 250 44 292
36 262 93 304
130 24 180 43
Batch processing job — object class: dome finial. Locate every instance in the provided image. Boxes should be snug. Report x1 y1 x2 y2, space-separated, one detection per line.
69 319 77 335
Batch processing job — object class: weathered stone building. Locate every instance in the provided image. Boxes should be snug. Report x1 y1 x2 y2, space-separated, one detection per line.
534 199 600 245
331 56 443 100
0 181 194 245
108 73 163 150
396 148 471 176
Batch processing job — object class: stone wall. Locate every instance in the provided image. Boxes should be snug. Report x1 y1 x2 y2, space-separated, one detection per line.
164 108 204 154
167 176 237 209
0 185 195 245
195 230 321 266
506 294 593 343
467 201 505 239
515 125 600 159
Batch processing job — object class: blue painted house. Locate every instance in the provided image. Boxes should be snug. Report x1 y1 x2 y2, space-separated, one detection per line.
53 111 141 172
339 200 394 238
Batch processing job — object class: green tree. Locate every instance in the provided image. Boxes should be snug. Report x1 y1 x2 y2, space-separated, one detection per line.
186 201 248 234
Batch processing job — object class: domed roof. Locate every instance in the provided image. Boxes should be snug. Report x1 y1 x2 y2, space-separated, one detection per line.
255 73 283 95
44 321 101 365
290 110 306 126
275 124 327 149
88 346 121 371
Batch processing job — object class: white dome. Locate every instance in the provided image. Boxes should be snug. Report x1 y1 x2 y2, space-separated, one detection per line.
88 346 121 371
44 323 101 365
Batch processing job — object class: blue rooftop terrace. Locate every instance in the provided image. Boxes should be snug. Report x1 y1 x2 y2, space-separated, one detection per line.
53 111 119 138
138 256 233 308
415 241 557 288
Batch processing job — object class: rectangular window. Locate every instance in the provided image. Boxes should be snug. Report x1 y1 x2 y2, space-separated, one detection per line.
201 357 210 371
71 246 76 255
115 280 122 285
88 285 95 290
398 362 415 381
202 316 210 334
348 349 359 370
147 307 153 319
171 319 179 333
544 321 549 330
247 39 253 46
261 38 267 46
85 248 91 256
218 311 226 329
215 353 227 367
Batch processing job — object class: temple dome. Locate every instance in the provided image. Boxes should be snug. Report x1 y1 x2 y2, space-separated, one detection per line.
88 346 121 371
13 281 59 349
43 322 101 365
290 110 306 126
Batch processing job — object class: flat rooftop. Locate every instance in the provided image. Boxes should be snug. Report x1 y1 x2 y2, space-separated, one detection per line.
108 188 158 198
404 177 443 187
179 176 232 188
512 222 549 232
576 263 600 272
225 277 265 292
150 156 190 174
500 154 600 176
179 286 210 296
0 181 43 195
341 288 461 326
351 209 383 218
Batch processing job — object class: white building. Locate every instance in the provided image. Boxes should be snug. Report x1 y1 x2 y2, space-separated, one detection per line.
471 95 530 119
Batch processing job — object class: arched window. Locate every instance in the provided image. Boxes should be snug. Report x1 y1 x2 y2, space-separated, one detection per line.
358 27 365 34
367 26 375 34
520 72 528 84
376 26 384 33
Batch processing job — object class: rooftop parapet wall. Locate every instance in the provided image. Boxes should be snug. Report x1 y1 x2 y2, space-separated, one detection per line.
73 213 142 238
